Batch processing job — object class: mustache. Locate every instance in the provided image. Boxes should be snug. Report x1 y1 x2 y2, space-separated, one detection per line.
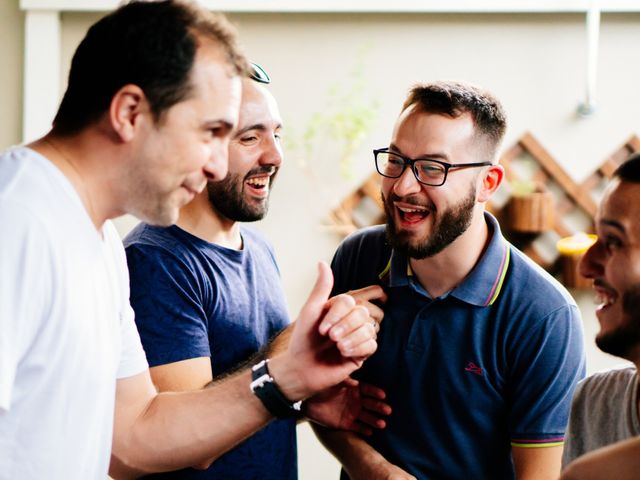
245 165 277 179
385 192 435 212
593 279 615 291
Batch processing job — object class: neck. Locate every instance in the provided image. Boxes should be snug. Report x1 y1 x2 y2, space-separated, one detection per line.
409 210 489 298
30 132 117 231
177 191 242 249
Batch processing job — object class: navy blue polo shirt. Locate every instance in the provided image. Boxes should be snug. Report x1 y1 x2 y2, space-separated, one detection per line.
332 213 585 480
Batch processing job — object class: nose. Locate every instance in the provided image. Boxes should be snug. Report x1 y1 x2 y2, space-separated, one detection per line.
392 165 422 197
203 139 229 182
259 135 283 169
578 239 605 280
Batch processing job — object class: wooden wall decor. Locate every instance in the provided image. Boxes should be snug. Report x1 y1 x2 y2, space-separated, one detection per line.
326 172 384 236
579 135 640 206
489 132 597 272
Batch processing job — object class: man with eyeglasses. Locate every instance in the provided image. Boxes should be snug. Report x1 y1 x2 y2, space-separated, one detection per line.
314 81 585 479
124 70 389 480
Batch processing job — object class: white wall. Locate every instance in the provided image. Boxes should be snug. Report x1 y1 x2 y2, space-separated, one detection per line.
4 6 638 478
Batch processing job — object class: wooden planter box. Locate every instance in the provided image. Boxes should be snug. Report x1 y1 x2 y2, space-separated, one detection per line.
508 191 555 233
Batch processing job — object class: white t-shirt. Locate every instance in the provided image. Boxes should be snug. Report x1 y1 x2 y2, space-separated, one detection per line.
0 147 149 479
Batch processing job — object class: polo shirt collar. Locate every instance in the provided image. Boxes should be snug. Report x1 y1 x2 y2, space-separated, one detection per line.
379 212 510 307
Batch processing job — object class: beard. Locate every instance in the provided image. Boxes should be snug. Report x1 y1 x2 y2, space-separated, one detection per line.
207 166 277 222
596 284 640 359
383 184 476 259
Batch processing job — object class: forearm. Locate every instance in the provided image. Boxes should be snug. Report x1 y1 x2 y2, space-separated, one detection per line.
111 369 271 476
313 425 400 479
265 322 293 357
561 437 640 480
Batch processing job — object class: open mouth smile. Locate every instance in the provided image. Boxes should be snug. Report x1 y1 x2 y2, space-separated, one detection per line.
395 202 432 225
245 174 272 197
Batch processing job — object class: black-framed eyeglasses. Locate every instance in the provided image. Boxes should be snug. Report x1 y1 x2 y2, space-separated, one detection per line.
374 148 493 187
249 62 271 84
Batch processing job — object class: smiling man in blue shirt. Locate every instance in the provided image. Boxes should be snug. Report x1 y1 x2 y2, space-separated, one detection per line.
315 81 585 480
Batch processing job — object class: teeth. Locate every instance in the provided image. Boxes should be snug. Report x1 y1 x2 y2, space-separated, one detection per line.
397 206 428 214
594 291 615 307
247 177 269 187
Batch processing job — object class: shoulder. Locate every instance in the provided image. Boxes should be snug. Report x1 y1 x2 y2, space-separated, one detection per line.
124 224 204 283
241 225 281 269
0 147 71 224
331 225 390 293
576 364 637 399
503 244 578 313
239 225 275 252
335 225 388 259
124 224 196 265
123 222 175 250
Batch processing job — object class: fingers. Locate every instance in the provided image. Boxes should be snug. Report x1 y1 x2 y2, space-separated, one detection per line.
357 410 387 430
325 305 378 357
340 377 359 388
347 285 388 305
361 396 392 417
318 293 356 336
346 285 387 326
299 262 334 330
359 383 386 401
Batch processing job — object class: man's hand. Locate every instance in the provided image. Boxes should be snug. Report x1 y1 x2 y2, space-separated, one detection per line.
560 437 640 480
303 378 390 435
365 462 417 480
343 285 388 332
269 262 378 401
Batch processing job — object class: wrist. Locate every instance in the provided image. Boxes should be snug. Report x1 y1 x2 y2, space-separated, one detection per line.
250 358 303 418
266 354 309 401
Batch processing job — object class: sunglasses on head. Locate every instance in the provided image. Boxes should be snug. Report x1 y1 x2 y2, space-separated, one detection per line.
249 62 271 84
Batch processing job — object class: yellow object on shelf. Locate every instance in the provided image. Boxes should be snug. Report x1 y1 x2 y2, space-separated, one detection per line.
556 233 597 289
556 233 598 255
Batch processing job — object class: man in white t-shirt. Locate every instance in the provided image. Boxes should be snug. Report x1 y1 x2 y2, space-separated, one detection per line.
0 2 378 479
560 153 640 480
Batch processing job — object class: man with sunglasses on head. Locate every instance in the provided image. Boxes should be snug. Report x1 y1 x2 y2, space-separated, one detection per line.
0 2 379 479
124 68 389 480
314 81 585 479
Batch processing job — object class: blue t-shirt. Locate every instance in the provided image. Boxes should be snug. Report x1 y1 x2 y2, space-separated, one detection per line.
333 213 585 480
124 224 297 480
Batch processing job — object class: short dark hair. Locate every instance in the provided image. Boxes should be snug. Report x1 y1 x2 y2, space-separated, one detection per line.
614 152 640 183
402 81 507 160
52 0 249 135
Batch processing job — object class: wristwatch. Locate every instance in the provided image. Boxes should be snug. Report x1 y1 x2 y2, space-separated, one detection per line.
250 359 302 418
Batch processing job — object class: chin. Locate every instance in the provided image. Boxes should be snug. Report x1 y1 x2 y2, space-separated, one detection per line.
136 203 179 227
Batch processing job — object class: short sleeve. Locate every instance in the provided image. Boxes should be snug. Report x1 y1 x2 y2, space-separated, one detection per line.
116 302 150 379
102 222 149 379
561 379 588 466
0 205 52 411
126 244 211 367
508 304 586 446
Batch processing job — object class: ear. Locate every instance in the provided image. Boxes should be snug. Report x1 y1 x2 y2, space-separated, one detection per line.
108 84 149 143
477 164 504 203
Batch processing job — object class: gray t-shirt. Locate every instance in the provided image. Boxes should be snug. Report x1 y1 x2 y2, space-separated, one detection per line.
562 364 640 467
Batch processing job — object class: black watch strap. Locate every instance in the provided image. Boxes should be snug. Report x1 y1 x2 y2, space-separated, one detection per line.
250 359 302 419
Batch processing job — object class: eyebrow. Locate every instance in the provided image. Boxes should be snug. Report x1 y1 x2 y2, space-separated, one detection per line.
204 120 236 131
389 143 449 161
600 218 626 234
234 122 283 138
